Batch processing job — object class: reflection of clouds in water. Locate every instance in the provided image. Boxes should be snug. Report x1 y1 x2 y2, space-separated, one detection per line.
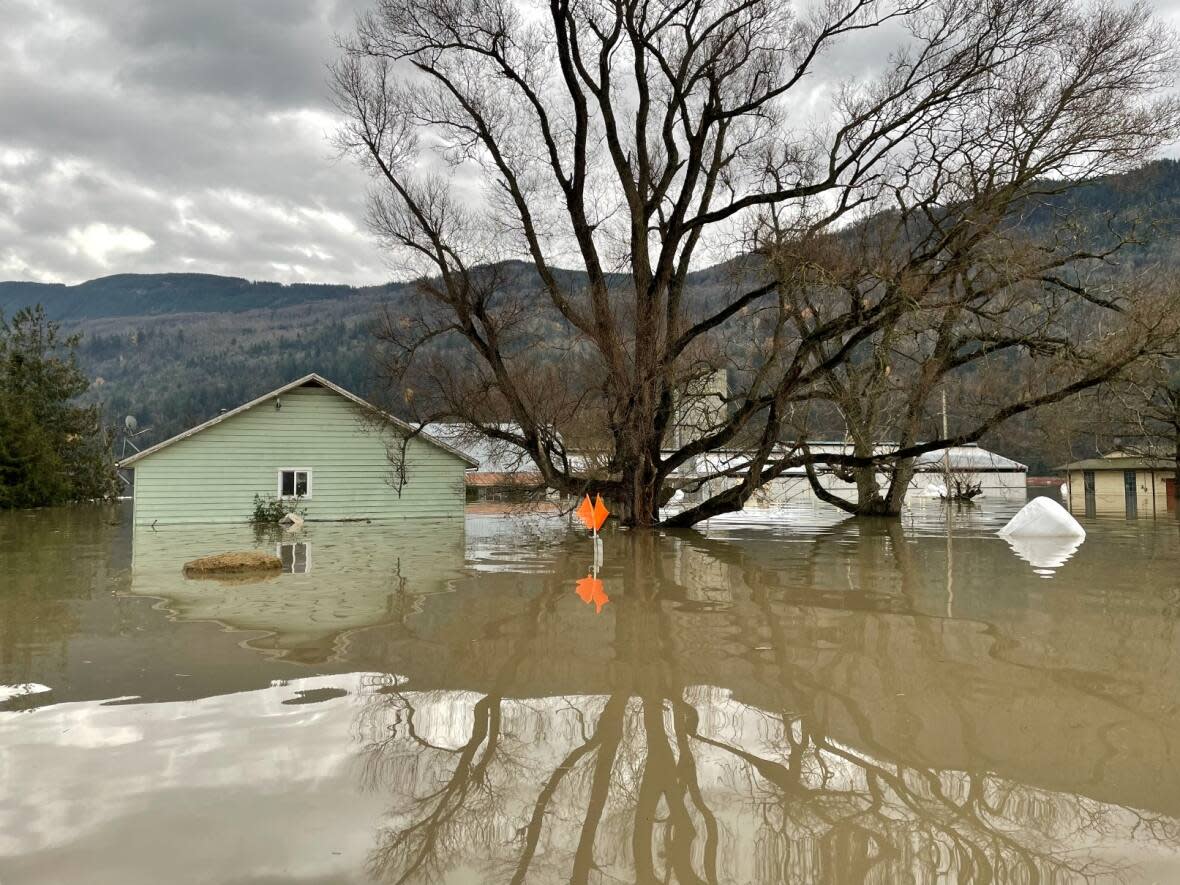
0 674 384 885
1003 535 1085 577
1 671 1178 883
0 683 51 705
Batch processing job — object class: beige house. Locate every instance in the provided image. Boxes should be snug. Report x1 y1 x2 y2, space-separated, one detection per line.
1057 453 1177 517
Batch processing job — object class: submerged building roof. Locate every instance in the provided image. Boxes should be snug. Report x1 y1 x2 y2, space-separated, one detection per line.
421 423 538 475
912 445 1027 473
666 442 1026 479
118 373 478 469
1055 455 1174 472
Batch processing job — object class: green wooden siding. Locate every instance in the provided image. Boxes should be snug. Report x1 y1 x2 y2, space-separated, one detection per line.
130 385 467 524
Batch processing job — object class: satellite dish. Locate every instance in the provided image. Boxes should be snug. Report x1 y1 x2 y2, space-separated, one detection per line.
125 415 139 434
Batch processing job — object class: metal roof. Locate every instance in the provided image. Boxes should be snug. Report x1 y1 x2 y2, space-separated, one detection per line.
666 443 1025 478
912 445 1027 472
117 373 478 469
421 423 536 475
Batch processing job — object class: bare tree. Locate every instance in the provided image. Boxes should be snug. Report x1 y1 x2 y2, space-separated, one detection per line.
1071 356 1180 504
1119 361 1180 497
778 207 1180 515
333 0 1179 526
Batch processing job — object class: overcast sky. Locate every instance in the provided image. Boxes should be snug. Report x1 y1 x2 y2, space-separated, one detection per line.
3 0 1180 287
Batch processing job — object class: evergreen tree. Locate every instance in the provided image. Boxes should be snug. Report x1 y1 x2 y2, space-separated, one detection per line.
0 306 117 508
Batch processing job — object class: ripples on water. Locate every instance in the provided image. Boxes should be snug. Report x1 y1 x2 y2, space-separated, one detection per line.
1 497 1179 884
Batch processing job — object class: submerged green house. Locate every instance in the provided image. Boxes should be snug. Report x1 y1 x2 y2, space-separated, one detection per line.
118 373 476 525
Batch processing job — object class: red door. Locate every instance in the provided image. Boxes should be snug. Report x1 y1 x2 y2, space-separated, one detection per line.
1167 478 1177 511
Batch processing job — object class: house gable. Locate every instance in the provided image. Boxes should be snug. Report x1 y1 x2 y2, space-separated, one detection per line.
124 377 470 524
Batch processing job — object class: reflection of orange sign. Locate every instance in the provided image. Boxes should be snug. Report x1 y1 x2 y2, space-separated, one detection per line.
575 575 609 613
575 494 609 533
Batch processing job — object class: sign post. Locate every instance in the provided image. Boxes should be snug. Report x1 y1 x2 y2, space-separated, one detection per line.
574 494 610 613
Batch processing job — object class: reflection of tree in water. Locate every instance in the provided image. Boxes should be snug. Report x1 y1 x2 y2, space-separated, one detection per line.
352 533 1178 884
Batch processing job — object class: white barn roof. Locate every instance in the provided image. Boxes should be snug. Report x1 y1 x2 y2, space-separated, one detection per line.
913 445 1027 472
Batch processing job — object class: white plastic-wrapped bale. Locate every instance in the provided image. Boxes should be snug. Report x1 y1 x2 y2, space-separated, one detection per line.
998 497 1086 539
998 497 1085 577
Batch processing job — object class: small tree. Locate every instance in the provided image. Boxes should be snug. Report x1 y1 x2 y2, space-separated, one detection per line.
0 306 118 509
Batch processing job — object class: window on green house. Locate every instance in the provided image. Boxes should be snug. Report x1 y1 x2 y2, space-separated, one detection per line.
279 468 311 498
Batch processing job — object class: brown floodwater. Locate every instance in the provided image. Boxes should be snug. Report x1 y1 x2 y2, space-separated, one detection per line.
1 497 1179 884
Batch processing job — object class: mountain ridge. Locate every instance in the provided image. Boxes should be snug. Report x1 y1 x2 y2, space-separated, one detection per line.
3 160 1180 450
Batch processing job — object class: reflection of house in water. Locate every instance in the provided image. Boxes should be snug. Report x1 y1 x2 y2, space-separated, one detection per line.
128 520 465 663
276 541 311 574
1058 452 1178 518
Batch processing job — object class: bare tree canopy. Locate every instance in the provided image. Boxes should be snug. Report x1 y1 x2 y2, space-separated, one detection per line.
333 0 1180 526
1056 357 1180 501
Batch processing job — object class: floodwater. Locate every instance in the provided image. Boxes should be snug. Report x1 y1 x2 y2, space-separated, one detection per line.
2 499 1180 884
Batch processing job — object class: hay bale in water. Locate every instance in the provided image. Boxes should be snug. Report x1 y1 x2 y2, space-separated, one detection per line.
183 551 283 576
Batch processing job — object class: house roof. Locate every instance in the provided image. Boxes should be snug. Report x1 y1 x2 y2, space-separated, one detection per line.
117 373 479 469
1054 456 1173 472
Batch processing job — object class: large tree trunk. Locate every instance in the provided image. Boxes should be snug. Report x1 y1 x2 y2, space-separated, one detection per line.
802 440 913 518
885 460 917 515
849 462 912 517
853 465 884 513
618 462 662 528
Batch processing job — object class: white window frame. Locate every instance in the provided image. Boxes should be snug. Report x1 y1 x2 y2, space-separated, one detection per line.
277 468 313 499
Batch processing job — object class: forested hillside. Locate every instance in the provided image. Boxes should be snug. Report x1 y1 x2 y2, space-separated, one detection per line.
0 274 376 321
2 160 1180 460
0 273 410 445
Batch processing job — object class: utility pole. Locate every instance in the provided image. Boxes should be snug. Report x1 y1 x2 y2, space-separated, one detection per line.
942 390 951 490
943 390 953 617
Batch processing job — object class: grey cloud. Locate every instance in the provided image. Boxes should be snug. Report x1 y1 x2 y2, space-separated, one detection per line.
3 0 1180 286
112 0 361 108
0 0 385 285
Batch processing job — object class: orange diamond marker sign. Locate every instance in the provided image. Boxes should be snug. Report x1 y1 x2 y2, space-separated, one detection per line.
575 494 609 533
575 575 609 613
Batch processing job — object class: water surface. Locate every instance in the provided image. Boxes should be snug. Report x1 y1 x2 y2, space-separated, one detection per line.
2 499 1179 884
